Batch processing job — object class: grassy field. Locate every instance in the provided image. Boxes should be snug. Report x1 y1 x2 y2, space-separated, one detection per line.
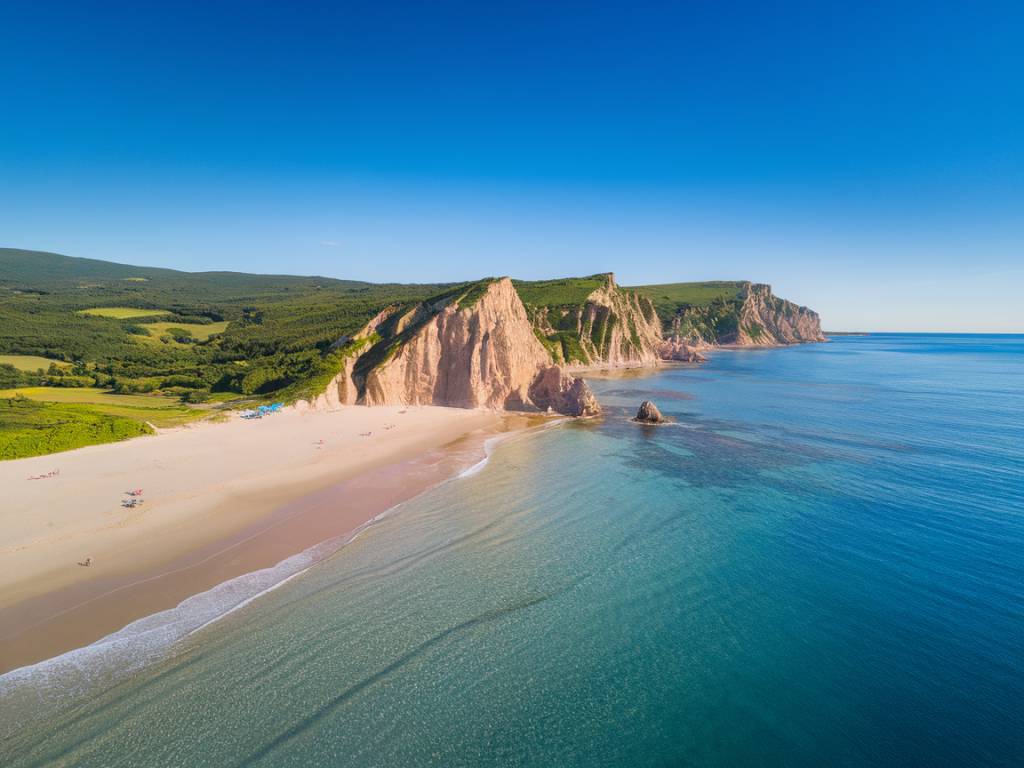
77 307 171 318
0 354 71 372
0 398 153 460
145 321 229 340
629 281 745 308
0 387 209 428
628 281 746 328
134 320 230 346
513 275 610 307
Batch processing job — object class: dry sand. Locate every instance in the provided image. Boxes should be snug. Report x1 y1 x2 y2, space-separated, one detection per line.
0 405 510 673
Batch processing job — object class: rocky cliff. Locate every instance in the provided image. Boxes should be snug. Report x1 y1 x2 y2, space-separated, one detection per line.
518 273 664 368
636 281 826 347
310 278 599 416
728 283 826 344
308 275 824 416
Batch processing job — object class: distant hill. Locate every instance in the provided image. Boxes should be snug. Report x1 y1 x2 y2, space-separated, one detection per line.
0 247 372 298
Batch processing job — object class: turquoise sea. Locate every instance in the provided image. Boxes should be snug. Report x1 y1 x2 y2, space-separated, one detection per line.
2 334 1023 767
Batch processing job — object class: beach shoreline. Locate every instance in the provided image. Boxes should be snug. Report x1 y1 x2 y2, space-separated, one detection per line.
0 405 532 675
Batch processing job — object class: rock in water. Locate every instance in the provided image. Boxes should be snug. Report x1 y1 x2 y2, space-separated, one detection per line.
658 340 708 363
529 365 601 417
634 400 665 423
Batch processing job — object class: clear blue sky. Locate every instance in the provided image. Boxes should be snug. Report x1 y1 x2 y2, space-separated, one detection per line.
1 1 1021 331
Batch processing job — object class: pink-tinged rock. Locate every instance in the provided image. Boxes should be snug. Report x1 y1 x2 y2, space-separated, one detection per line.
528 365 601 417
658 340 708 362
316 277 602 417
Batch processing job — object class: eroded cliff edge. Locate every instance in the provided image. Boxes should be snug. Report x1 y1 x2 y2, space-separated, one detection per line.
305 278 600 416
303 274 824 415
631 280 826 348
519 274 824 367
517 273 665 368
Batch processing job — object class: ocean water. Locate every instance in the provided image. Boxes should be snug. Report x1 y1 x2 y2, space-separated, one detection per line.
2 335 1023 767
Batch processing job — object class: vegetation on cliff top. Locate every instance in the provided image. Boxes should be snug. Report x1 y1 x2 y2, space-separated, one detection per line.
514 274 657 365
628 282 745 321
512 275 610 308
349 278 501 388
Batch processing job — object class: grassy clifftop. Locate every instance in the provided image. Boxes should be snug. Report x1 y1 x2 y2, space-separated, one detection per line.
628 282 746 321
512 275 611 308
513 274 661 366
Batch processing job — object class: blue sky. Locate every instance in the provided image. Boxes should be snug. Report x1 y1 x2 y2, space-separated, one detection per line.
1 1 1021 331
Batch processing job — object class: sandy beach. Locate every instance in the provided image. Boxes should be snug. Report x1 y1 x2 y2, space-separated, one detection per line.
0 405 512 674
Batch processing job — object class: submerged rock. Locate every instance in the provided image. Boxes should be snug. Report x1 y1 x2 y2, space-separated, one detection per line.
633 400 666 424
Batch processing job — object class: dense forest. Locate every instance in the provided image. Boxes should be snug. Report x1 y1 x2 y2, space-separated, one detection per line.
0 248 469 456
0 248 457 401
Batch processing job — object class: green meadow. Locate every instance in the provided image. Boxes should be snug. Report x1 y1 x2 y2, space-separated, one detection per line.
629 281 744 309
0 354 71 372
77 307 172 319
134 321 231 347
0 397 154 460
512 275 610 308
0 387 208 428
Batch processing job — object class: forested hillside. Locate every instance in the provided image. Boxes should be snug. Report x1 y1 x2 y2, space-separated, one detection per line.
0 249 461 456
0 248 454 400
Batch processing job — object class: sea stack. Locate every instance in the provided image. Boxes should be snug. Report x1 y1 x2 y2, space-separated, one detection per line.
634 400 666 424
529 365 602 417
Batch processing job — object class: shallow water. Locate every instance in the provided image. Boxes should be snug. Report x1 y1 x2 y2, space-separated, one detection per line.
3 335 1023 766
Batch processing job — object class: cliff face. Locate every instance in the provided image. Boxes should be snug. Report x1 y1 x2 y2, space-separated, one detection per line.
359 279 550 409
313 278 599 416
660 282 825 346
523 274 664 368
308 275 825 416
304 307 395 410
729 283 826 345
